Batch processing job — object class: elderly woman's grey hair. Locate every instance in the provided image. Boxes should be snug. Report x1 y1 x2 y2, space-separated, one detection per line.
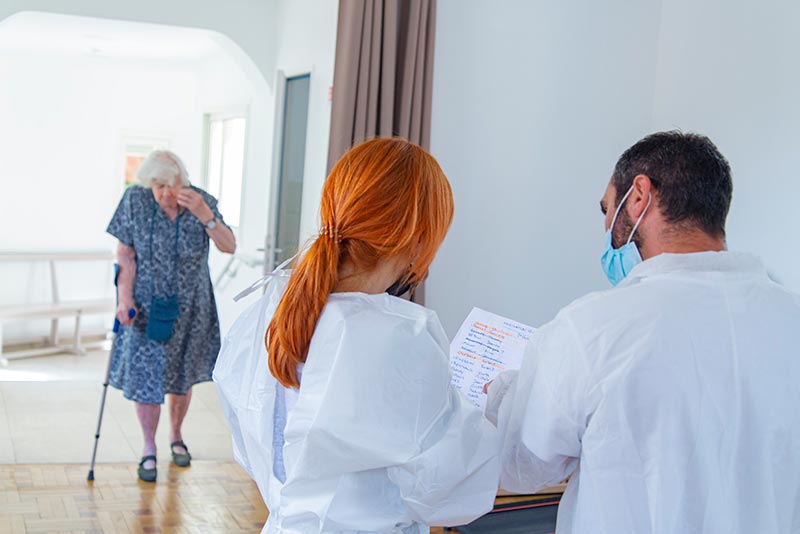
137 150 190 188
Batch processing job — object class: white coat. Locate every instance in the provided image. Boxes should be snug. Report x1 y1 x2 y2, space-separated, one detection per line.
487 251 800 533
214 272 500 534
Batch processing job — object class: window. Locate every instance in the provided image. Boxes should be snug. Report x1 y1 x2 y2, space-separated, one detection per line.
203 115 247 227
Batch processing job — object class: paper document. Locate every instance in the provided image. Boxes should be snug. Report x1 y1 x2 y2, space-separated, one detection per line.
450 307 535 410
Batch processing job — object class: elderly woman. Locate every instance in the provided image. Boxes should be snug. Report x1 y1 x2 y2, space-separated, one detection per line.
107 150 235 482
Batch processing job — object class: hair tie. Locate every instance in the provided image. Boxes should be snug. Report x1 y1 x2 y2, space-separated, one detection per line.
319 225 343 244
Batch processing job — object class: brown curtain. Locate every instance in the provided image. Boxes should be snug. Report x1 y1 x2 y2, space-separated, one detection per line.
327 0 437 168
327 0 437 304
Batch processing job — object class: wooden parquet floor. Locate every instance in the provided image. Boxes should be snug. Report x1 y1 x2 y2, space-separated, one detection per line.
0 461 268 533
0 461 560 533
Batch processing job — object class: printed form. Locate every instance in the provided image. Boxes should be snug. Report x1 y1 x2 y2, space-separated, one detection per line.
449 307 535 410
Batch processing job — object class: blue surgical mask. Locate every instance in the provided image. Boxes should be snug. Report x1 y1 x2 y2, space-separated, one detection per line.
600 185 652 286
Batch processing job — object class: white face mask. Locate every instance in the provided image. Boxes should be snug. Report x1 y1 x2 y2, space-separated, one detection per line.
600 185 651 286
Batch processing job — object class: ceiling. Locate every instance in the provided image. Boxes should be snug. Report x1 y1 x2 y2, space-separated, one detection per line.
0 12 220 60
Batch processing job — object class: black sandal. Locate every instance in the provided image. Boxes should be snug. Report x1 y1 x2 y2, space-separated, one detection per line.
170 440 192 467
137 455 157 482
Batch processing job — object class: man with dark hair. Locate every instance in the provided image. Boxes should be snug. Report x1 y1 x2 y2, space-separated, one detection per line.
613 131 733 236
602 131 733 285
486 131 800 533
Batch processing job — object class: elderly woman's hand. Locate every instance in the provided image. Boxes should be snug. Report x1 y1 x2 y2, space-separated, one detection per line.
116 301 137 326
177 188 214 223
177 187 236 254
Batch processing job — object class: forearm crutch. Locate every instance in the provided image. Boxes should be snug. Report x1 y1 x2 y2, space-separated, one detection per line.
88 264 134 481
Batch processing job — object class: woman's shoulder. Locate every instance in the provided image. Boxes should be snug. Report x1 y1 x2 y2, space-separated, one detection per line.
325 293 448 354
120 185 151 205
124 185 146 196
113 186 152 215
310 296 451 391
328 293 437 325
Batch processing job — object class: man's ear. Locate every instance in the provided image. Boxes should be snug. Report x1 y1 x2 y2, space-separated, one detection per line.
626 174 653 220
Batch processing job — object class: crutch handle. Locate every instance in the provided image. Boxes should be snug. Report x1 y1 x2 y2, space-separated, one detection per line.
112 309 136 334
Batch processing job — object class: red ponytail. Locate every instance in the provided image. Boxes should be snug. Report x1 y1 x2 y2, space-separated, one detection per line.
267 138 454 388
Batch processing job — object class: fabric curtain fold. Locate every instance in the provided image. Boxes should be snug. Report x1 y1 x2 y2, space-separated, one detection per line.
327 0 437 304
327 0 437 169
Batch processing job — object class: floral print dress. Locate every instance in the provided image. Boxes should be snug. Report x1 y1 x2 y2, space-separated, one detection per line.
106 185 225 404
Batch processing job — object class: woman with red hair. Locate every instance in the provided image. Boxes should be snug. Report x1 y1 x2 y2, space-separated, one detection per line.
214 138 499 533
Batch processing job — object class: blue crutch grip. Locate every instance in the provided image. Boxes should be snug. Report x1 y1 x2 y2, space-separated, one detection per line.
112 309 136 334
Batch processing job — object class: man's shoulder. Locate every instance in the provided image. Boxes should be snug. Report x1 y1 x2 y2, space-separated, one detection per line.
556 285 625 319
546 280 661 336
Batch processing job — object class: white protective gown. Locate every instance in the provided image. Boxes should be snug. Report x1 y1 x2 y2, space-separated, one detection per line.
487 251 800 534
213 272 500 534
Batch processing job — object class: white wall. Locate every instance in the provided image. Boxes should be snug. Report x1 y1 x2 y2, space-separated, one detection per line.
0 53 199 252
428 0 663 335
650 0 800 291
429 0 800 336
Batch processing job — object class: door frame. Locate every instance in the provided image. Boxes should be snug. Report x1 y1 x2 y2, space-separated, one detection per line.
264 69 312 274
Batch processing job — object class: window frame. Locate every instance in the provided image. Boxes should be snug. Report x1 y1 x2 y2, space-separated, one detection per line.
201 109 249 229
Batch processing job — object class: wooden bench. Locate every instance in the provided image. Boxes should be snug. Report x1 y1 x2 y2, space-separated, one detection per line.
0 251 116 366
